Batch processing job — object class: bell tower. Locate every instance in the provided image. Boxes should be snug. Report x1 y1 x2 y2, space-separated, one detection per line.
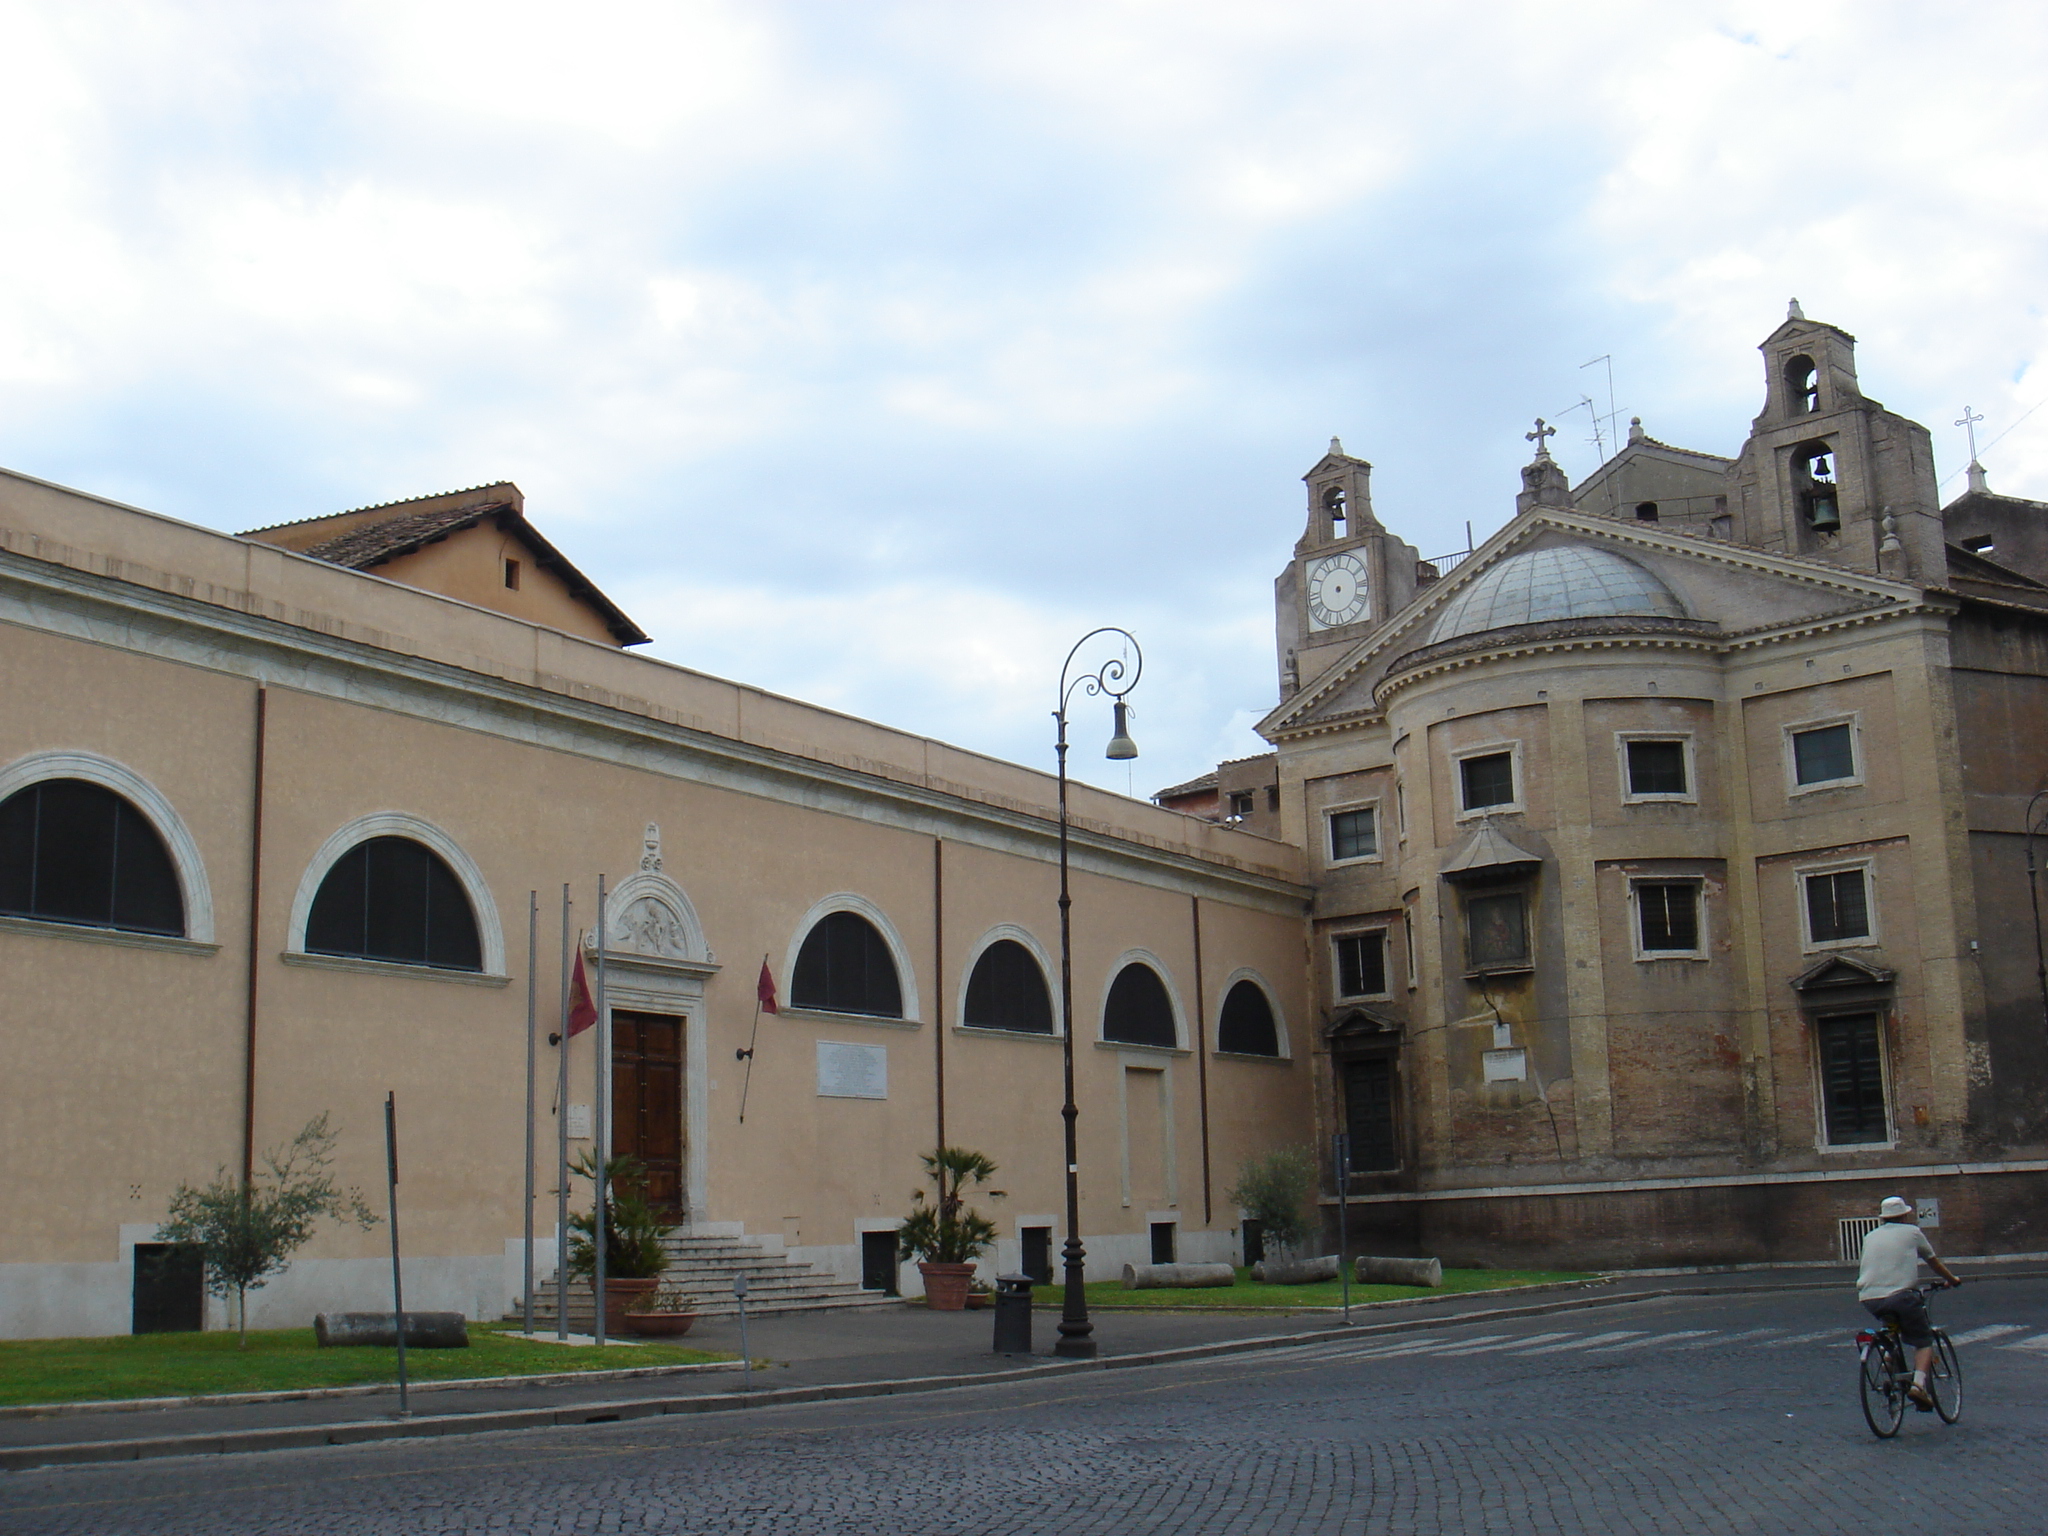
1728 301 1943 582
1274 439 1424 700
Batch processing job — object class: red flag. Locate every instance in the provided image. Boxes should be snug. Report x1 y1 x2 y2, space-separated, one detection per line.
566 945 598 1037
756 959 779 1015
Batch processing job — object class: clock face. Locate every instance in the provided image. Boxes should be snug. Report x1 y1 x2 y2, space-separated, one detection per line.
1307 552 1370 630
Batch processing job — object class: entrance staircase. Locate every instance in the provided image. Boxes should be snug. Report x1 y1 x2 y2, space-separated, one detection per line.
510 1231 898 1332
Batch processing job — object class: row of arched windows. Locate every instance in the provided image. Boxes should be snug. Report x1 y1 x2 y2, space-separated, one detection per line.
2 761 1287 1056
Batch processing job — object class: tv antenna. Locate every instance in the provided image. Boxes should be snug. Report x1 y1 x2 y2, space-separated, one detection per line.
1579 354 1626 461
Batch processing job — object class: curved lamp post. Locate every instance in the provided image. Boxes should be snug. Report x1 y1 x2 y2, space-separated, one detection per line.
1052 627 1142 1359
2027 791 2048 1039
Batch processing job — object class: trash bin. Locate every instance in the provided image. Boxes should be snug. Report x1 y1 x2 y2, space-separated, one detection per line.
992 1271 1034 1354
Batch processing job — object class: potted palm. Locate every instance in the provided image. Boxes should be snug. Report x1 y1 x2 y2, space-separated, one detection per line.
568 1152 677 1333
897 1147 999 1311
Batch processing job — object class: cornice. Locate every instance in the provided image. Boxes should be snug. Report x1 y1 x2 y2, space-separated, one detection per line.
0 550 1309 914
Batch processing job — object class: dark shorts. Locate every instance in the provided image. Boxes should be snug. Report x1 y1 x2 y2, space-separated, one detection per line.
1863 1289 1934 1349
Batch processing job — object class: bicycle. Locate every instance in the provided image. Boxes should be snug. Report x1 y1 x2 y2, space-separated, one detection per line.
1856 1280 1962 1438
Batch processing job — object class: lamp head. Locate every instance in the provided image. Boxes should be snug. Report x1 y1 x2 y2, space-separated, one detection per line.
1104 701 1138 761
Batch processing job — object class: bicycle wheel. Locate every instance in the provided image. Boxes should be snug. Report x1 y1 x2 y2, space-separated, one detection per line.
1931 1333 1963 1423
1861 1344 1904 1438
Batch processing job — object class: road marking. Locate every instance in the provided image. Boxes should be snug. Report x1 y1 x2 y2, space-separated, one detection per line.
1996 1333 2048 1352
1510 1330 1646 1355
1321 1333 1516 1362
1949 1324 2027 1345
1587 1330 1718 1353
1761 1329 1847 1347
1432 1331 1575 1356
1669 1327 1783 1348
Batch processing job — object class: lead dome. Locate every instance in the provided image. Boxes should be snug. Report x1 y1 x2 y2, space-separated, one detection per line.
1428 545 1687 644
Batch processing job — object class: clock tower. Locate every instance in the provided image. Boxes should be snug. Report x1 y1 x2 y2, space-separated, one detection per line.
1275 439 1426 700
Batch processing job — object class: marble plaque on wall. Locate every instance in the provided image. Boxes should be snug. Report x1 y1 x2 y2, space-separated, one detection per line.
817 1041 888 1100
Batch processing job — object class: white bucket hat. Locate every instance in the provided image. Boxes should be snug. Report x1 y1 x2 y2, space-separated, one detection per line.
1879 1196 1914 1218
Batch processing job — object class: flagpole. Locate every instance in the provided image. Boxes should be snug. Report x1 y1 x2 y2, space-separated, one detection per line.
737 953 771 1124
556 885 571 1341
593 873 609 1349
522 889 538 1336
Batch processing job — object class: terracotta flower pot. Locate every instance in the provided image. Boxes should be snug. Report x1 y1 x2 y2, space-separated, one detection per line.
623 1310 698 1338
918 1261 976 1311
602 1276 660 1334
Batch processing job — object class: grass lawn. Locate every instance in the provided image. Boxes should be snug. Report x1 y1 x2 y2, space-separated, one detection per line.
1030 1266 1594 1310
0 1323 730 1408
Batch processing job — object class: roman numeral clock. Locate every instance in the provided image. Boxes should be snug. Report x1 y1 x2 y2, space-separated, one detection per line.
1306 551 1370 630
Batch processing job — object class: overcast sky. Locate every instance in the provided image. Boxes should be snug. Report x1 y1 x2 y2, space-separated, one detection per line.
3 1 2045 798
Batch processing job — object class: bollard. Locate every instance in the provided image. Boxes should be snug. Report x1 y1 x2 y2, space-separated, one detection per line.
992 1272 1034 1355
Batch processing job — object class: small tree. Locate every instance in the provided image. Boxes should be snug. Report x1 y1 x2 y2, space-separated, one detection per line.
156 1113 378 1347
566 1151 676 1282
1226 1145 1316 1259
897 1146 999 1265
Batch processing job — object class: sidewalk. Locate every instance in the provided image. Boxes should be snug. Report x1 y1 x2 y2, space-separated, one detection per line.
7 1260 2041 1471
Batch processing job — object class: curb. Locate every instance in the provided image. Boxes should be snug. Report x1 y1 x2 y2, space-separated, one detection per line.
7 1268 2041 1472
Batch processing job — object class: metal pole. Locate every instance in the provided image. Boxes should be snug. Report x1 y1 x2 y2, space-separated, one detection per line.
1334 1132 1351 1326
384 1090 409 1417
523 890 538 1336
556 886 572 1341
593 874 609 1348
734 1271 751 1392
2029 794 2048 1043
1054 707 1094 1358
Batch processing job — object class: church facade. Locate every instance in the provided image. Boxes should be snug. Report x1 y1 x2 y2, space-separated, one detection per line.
1244 305 2048 1268
0 473 1309 1338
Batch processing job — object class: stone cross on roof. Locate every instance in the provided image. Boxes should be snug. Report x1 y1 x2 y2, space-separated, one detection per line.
1526 418 1557 459
1956 405 1985 464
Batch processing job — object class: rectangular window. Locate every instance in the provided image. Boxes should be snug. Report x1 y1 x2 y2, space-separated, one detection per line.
1626 739 1688 797
503 557 522 591
1265 784 1280 812
1805 869 1871 943
1636 882 1700 953
1227 791 1254 818
1817 1013 1888 1145
1460 751 1516 811
1342 1058 1399 1171
1328 807 1377 862
1792 723 1856 786
1465 892 1529 970
1334 931 1387 998
1150 1222 1178 1265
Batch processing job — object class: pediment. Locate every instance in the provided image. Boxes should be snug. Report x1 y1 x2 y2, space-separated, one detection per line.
1261 510 1919 742
1325 1005 1402 1042
1305 450 1372 479
1791 954 1895 992
597 824 715 968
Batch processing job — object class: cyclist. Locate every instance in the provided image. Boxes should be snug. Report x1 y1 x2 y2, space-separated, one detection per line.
1858 1195 1961 1411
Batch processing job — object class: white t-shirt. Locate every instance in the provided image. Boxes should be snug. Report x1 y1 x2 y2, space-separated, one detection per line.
1858 1220 1936 1300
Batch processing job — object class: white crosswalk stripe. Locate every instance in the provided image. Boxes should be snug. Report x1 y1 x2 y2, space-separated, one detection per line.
1996 1333 2048 1352
1949 1324 2028 1345
1510 1330 1646 1355
1323 1333 1517 1362
1669 1327 1784 1348
1432 1330 1576 1356
1587 1329 1719 1353
1761 1329 1847 1347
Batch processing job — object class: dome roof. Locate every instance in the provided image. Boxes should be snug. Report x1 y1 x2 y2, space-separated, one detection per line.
1429 546 1686 643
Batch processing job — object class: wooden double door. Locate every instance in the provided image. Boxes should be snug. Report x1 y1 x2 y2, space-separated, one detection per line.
611 1010 686 1219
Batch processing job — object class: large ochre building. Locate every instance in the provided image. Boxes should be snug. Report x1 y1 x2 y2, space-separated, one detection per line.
1234 304 2048 1268
0 477 1308 1337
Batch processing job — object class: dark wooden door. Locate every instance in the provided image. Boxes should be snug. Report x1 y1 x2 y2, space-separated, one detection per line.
611 1011 686 1218
132 1243 204 1333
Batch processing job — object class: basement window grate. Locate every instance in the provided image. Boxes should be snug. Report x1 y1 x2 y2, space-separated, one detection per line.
1838 1216 1885 1263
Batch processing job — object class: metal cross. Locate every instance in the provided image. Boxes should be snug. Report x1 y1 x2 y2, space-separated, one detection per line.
1526 418 1557 457
1956 405 1985 463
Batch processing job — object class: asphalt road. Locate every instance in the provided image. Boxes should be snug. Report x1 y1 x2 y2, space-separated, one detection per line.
7 1278 2048 1535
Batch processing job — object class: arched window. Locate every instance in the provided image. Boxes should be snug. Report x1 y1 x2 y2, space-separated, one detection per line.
0 779 184 936
305 836 481 970
1634 501 1659 522
792 910 902 1017
1216 979 1279 1056
1794 440 1839 531
1103 962 1177 1048
964 939 1053 1034
1786 355 1820 414
1322 484 1348 538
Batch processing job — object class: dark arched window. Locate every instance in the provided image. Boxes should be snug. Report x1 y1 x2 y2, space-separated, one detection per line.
1216 979 1279 1056
964 939 1053 1034
1634 501 1659 522
1103 963 1176 1047
1322 484 1348 538
306 836 481 970
0 779 184 936
1786 355 1820 414
792 910 902 1017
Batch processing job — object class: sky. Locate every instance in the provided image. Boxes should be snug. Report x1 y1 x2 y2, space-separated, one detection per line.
2 1 2045 798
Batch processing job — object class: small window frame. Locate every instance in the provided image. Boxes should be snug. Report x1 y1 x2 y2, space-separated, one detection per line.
1323 799 1382 868
1616 733 1696 805
1796 857 1879 952
1330 927 1391 1002
1451 741 1524 822
1784 714 1863 797
1629 878 1707 961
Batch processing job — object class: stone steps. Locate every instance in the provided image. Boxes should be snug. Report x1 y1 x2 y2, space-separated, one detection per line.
507 1231 899 1327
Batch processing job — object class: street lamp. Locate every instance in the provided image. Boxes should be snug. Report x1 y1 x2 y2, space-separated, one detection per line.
2026 791 2048 1040
1052 627 1142 1359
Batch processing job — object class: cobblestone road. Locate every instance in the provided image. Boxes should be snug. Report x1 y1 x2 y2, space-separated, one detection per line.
7 1281 2048 1534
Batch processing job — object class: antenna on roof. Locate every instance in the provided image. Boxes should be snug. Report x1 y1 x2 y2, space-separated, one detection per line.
1580 354 1624 461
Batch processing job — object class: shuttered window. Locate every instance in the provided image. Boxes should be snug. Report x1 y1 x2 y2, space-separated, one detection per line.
1817 1014 1888 1145
0 779 185 936
791 910 902 1017
963 939 1052 1034
305 836 481 970
1636 882 1700 953
1805 869 1870 943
